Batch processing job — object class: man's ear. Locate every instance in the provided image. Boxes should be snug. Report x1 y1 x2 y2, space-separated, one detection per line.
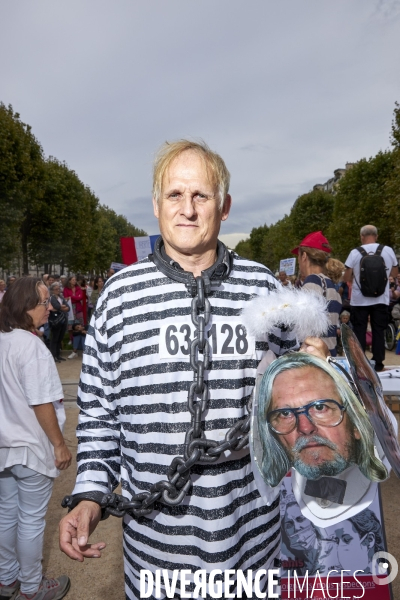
363 532 375 550
153 196 159 219
221 194 232 222
353 427 361 440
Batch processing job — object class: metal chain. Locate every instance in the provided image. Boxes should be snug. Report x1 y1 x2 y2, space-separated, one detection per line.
63 275 252 519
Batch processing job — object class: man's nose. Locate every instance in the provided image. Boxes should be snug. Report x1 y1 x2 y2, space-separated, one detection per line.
296 412 317 435
180 194 197 218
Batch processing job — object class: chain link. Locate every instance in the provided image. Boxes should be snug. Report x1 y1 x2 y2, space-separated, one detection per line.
63 275 252 519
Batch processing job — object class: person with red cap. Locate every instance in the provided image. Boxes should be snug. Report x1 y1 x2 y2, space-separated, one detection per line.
292 231 342 356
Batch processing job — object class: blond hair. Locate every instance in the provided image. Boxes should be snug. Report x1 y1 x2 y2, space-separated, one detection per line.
152 139 230 209
326 258 344 283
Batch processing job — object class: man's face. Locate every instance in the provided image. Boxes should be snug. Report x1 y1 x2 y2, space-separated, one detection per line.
270 367 360 479
340 315 350 325
278 271 287 282
153 151 231 258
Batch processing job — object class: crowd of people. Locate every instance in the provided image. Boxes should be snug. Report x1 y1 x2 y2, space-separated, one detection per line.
276 228 400 361
0 270 114 364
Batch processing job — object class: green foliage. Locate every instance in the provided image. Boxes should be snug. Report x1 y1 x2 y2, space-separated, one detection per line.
0 103 43 269
248 224 269 264
27 158 98 273
235 102 400 269
290 190 334 243
384 148 400 251
0 103 146 274
262 215 295 272
234 238 252 260
99 206 146 264
391 101 400 149
327 151 396 260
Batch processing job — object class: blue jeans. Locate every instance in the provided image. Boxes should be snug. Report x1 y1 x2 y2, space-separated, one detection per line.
0 465 53 594
73 336 85 351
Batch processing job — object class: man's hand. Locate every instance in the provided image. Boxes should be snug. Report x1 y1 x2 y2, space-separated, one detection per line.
300 336 330 360
54 442 72 470
59 501 105 562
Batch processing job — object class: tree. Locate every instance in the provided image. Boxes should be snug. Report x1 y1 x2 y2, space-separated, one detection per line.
91 206 119 273
390 101 400 149
328 151 396 260
289 190 334 244
0 105 147 274
234 238 252 260
28 158 98 273
99 206 147 264
263 215 295 272
248 224 269 264
0 103 44 271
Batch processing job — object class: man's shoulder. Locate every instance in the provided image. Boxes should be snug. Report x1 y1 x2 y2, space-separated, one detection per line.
102 259 163 291
230 253 277 280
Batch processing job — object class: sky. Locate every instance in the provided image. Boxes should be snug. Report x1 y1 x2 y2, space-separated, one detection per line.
1 0 400 248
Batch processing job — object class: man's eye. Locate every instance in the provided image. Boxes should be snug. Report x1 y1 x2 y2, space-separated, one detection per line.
279 410 293 419
314 403 329 412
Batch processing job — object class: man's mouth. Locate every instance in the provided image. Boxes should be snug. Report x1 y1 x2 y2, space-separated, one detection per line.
293 435 337 453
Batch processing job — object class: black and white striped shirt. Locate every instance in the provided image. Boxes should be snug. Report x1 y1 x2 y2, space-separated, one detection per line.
72 251 297 599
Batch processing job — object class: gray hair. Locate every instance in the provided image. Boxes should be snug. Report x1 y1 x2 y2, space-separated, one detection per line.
340 310 351 318
360 225 378 237
50 282 61 292
257 353 388 487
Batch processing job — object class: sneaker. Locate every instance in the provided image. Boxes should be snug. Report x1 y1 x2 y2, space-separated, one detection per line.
67 352 77 359
0 579 20 599
58 357 66 361
15 576 70 600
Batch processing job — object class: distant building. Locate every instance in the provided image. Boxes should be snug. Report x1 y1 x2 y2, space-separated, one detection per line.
313 163 355 194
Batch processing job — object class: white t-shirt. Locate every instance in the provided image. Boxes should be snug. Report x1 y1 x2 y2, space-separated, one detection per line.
345 243 398 306
0 329 65 478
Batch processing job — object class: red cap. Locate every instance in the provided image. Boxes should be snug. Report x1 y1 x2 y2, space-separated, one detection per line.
291 231 332 255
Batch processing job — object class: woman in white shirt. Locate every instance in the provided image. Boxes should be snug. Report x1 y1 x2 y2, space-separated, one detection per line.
0 278 72 600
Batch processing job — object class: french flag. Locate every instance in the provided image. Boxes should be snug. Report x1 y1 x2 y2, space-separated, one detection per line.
120 235 160 265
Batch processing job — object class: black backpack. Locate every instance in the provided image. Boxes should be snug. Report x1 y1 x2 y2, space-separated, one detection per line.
356 244 388 297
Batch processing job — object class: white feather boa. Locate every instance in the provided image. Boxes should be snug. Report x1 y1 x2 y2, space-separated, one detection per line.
241 287 330 341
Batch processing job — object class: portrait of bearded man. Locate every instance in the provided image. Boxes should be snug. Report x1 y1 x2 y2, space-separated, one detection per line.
252 352 392 527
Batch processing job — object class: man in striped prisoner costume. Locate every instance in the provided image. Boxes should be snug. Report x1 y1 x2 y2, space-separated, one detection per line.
59 140 298 599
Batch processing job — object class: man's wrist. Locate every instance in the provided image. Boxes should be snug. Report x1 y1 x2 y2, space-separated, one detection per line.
61 491 112 520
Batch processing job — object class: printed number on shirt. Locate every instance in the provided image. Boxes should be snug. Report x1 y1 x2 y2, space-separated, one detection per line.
159 322 255 359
